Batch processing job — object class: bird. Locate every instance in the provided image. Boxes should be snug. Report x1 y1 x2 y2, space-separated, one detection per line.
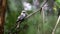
16 10 27 23
16 10 27 28
7 10 27 34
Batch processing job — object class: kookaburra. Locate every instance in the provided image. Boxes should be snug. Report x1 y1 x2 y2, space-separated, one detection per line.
16 10 27 23
16 10 27 28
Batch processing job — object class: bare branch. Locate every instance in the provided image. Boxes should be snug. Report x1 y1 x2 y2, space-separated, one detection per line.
25 0 48 18
52 16 60 34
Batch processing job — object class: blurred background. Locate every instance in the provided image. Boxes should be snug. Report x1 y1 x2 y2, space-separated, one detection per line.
3 0 60 34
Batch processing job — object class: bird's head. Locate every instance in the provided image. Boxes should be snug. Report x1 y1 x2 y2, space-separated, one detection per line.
22 10 26 13
21 10 26 15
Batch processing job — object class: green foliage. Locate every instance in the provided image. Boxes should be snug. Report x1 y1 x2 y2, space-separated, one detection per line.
5 11 60 34
4 0 60 34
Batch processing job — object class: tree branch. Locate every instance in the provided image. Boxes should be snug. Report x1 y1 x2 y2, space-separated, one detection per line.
52 16 60 34
25 0 48 18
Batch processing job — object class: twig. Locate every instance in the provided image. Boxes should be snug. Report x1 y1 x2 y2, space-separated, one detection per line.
52 16 60 34
25 0 48 18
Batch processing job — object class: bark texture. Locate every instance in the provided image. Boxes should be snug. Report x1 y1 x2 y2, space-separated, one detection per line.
0 0 6 34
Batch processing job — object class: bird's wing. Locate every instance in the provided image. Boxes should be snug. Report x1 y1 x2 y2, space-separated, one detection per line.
19 15 25 20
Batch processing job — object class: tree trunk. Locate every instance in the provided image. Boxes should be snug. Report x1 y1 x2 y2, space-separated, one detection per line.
0 0 6 34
